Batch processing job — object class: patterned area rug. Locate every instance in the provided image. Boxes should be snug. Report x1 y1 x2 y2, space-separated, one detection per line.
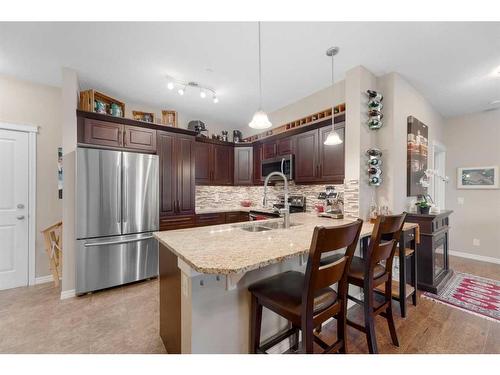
422 272 500 322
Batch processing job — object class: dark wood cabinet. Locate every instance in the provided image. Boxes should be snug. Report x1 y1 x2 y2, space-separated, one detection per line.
262 138 293 160
225 211 249 223
253 143 263 184
159 215 196 231
234 146 253 185
123 125 157 152
294 128 319 183
263 141 277 160
158 131 195 217
195 212 226 227
195 141 233 185
294 125 345 184
318 126 345 184
213 144 233 185
82 118 157 152
406 211 454 294
175 135 196 215
83 118 123 148
277 138 293 155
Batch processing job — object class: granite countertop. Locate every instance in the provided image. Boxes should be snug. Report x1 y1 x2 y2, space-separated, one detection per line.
195 206 252 214
154 212 419 275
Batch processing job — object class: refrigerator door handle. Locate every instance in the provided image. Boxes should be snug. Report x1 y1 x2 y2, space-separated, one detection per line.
84 234 154 247
123 160 128 225
117 160 121 224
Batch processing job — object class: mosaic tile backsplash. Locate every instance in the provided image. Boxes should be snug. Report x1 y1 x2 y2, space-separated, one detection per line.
195 182 345 213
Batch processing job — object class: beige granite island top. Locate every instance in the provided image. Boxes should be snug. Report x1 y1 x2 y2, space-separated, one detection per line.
154 213 418 275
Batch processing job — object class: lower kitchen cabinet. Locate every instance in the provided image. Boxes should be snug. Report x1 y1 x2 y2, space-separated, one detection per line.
195 212 226 227
225 211 249 223
159 215 196 231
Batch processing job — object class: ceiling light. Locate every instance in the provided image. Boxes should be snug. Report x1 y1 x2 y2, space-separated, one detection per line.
249 110 272 129
213 95 219 104
178 87 185 96
167 81 174 90
323 47 343 146
490 100 500 106
249 22 272 130
200 90 206 99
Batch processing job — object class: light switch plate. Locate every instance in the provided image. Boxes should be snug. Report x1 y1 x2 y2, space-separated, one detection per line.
457 197 464 205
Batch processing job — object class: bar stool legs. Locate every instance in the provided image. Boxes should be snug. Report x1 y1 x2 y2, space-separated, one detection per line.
250 295 263 354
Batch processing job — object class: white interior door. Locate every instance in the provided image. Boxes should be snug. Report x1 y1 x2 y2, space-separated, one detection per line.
0 129 29 290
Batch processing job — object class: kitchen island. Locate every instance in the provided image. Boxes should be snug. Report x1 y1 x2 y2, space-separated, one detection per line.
154 213 418 354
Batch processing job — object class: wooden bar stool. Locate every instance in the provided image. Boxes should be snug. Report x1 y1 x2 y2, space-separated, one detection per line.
248 219 363 354
344 213 406 354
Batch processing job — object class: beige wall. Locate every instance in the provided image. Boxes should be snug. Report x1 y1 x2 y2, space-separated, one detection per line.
444 109 500 261
376 72 445 213
247 81 345 137
0 74 63 278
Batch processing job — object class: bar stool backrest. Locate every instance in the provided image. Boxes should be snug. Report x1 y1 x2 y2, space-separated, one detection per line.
367 213 407 279
302 219 363 321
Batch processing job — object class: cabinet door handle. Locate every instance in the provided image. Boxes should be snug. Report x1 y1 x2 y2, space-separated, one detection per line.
118 130 122 145
123 129 126 146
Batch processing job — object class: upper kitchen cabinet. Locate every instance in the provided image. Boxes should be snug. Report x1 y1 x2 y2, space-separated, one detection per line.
294 124 345 184
79 116 157 153
82 118 124 148
122 124 157 152
234 146 253 185
158 131 195 217
195 140 234 186
294 128 319 183
318 125 345 183
253 143 263 184
262 138 293 160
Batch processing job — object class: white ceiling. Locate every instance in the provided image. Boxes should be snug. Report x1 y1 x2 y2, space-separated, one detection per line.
1 22 499 129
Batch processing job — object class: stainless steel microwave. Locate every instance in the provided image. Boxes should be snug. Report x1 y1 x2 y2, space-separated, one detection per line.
261 154 294 181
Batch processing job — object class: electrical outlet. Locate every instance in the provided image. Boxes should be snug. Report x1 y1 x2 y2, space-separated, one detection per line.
473 239 480 247
457 197 464 205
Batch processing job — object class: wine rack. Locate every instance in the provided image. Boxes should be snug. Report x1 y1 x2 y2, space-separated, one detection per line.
366 148 383 186
366 90 383 130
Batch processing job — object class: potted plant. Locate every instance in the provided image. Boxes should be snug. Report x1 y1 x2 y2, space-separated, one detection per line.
415 201 431 215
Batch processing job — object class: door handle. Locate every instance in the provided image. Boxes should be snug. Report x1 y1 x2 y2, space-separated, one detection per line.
84 235 154 247
17 204 25 209
17 215 25 220
123 129 126 146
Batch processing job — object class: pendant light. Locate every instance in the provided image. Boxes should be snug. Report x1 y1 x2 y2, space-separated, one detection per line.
323 47 343 146
249 22 272 129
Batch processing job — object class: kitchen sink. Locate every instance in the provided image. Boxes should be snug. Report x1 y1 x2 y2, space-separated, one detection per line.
237 224 272 232
234 222 302 232
261 222 301 230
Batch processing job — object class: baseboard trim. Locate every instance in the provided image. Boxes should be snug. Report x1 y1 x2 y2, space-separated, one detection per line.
60 289 76 300
449 250 500 265
35 275 54 284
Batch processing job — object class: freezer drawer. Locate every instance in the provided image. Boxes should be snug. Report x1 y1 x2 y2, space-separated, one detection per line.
76 233 158 294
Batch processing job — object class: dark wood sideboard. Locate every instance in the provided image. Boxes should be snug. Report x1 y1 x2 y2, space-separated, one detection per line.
405 210 453 294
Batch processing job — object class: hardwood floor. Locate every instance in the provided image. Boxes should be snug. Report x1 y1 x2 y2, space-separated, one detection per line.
319 256 500 354
0 255 497 354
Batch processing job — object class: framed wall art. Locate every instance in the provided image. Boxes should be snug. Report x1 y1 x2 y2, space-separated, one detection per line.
407 116 429 196
457 166 498 189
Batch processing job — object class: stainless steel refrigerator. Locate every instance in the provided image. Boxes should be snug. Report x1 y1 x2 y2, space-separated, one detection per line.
76 147 159 294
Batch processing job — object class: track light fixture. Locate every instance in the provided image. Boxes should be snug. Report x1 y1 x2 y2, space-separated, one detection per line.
166 77 219 103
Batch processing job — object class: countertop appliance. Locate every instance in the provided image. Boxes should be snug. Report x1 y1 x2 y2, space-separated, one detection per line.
261 154 294 181
233 130 242 143
76 147 159 294
249 195 306 220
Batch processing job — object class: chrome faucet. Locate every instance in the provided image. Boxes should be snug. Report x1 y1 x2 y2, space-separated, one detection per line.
263 171 290 229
